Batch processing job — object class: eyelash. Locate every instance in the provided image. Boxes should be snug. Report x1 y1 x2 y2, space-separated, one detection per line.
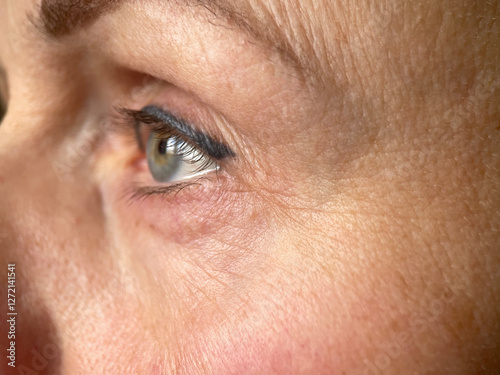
134 116 216 174
111 105 231 200
126 105 235 159
126 179 210 202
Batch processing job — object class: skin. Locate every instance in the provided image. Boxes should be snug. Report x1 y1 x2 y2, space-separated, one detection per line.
0 0 499 374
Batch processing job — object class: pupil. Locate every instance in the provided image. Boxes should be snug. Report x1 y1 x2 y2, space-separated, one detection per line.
158 139 168 154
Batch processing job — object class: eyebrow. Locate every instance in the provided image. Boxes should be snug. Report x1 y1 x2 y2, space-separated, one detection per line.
37 0 122 37
35 0 305 75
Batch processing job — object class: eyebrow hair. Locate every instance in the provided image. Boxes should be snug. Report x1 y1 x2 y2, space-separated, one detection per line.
37 0 122 37
35 0 306 76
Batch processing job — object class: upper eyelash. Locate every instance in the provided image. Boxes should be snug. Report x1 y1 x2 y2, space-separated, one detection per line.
116 106 214 171
118 105 235 160
109 105 231 200
161 135 216 173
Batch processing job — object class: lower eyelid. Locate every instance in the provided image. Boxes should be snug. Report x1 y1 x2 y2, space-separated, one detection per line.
122 155 222 201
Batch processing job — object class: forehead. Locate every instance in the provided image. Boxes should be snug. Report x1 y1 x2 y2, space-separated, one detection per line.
0 0 333 79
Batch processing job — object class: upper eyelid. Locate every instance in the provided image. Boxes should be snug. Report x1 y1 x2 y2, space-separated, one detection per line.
123 105 236 160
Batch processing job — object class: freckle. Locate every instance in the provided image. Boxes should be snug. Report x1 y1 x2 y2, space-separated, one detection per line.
0 175 4 183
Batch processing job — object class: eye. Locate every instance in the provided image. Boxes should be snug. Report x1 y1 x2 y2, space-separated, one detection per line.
121 105 235 186
146 132 218 183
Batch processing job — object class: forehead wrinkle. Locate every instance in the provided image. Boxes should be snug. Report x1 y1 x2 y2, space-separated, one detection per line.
185 0 309 80
32 0 311 82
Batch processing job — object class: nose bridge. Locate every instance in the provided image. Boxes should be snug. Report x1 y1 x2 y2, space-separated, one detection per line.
0 114 64 374
0 109 65 230
0 102 109 372
0 102 109 260
0 103 76 266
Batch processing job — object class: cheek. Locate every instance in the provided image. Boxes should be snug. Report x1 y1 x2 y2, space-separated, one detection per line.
98 163 385 375
100 172 279 328
166 260 368 375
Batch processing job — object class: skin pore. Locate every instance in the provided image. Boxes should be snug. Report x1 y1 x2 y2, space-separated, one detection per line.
0 0 499 374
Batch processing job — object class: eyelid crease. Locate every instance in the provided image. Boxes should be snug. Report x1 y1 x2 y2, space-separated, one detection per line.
121 105 236 160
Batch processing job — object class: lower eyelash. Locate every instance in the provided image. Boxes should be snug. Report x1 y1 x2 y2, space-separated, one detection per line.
122 176 215 204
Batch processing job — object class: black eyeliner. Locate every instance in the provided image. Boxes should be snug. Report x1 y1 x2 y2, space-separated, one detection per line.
128 105 235 160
